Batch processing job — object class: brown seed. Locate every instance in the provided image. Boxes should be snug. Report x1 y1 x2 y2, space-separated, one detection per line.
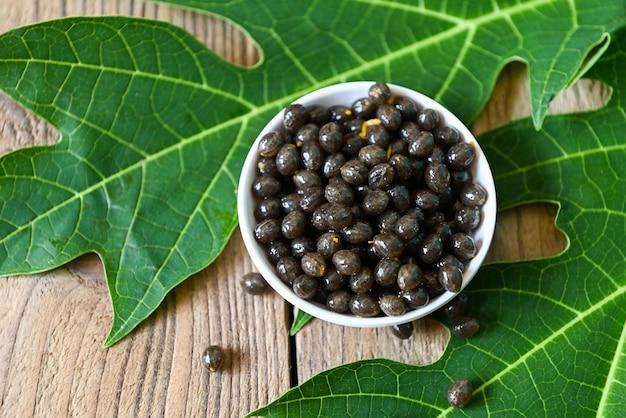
301 252 327 277
241 272 267 295
202 345 223 372
400 287 429 309
257 131 285 157
326 290 351 313
379 294 406 316
438 263 463 293
451 316 480 338
292 274 319 299
447 378 472 408
371 232 404 258
349 267 375 294
332 249 362 276
389 322 414 339
349 293 380 317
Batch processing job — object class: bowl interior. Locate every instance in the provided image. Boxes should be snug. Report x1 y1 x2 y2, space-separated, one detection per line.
237 81 497 328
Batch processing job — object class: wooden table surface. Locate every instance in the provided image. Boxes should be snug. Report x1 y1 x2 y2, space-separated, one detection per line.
0 2 607 417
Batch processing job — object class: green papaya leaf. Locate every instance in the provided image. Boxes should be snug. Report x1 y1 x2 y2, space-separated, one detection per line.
157 0 623 128
290 309 313 336
247 26 626 417
0 0 623 346
0 17 256 346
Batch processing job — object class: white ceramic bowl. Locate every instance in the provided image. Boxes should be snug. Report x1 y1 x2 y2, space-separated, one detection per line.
238 81 496 328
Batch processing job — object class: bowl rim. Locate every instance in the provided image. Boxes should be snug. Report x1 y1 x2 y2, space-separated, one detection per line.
237 81 497 328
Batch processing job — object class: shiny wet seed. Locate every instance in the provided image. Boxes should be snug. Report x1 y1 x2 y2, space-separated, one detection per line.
202 345 223 372
447 378 472 408
258 131 285 157
290 236 314 258
281 209 306 239
283 103 309 133
379 294 406 316
401 286 429 309
300 252 327 277
316 231 342 259
438 263 463 293
332 249 361 275
341 219 373 244
349 266 375 293
326 290 351 312
389 321 414 339
292 274 318 299
451 316 480 338
374 258 401 287
241 272 267 295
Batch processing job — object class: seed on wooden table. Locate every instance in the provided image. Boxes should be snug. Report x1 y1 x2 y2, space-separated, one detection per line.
389 322 414 339
202 345 223 372
241 272 267 295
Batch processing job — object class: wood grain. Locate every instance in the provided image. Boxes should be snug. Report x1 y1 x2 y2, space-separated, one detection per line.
0 2 609 417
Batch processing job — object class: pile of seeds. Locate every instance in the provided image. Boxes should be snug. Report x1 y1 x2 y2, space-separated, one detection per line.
251 82 487 318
